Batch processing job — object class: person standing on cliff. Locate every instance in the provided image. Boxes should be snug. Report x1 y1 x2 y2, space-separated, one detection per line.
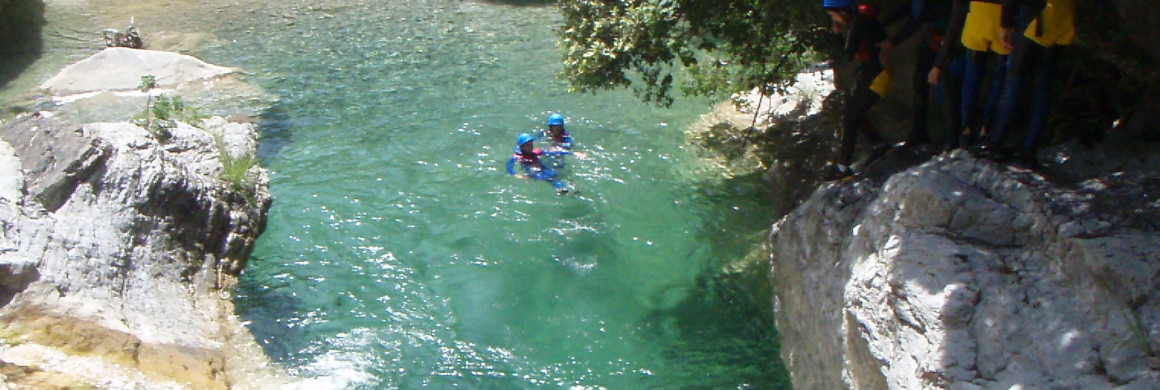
958 0 1010 148
878 0 953 150
978 0 1077 168
823 1 893 180
928 0 971 150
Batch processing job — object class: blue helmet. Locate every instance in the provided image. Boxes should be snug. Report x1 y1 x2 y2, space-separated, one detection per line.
823 0 853 9
547 113 565 127
516 133 536 146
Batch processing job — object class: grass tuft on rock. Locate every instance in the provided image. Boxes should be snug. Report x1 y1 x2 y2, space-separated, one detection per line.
212 132 257 202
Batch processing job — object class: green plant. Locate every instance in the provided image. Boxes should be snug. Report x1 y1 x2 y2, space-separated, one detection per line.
132 75 208 140
212 132 258 202
133 75 170 140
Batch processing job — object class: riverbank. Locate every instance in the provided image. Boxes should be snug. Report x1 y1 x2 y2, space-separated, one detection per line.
711 52 1160 390
0 11 288 385
0 110 290 388
770 141 1160 388
695 50 1159 387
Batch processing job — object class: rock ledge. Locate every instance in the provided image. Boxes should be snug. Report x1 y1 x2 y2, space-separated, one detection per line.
770 148 1160 389
0 112 289 389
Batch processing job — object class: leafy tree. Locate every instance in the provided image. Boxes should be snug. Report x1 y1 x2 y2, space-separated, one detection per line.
558 0 831 107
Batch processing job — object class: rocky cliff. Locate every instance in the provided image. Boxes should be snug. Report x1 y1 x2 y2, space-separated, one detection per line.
0 112 287 389
769 145 1160 389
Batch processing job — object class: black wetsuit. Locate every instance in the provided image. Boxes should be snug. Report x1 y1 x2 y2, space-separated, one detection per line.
885 0 953 146
838 4 889 168
933 0 970 148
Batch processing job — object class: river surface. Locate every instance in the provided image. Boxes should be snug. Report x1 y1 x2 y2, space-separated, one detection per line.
5 0 790 388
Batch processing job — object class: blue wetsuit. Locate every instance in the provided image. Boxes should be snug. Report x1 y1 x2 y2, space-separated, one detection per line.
541 128 573 151
540 128 574 170
506 146 571 190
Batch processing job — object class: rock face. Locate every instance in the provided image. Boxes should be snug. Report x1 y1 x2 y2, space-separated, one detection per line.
769 148 1160 389
34 47 271 125
40 48 234 95
0 112 286 389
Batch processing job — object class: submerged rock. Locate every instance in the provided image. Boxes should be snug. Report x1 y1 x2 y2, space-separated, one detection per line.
0 112 288 389
769 148 1160 389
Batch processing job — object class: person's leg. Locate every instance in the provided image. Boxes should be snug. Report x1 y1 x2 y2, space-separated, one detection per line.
839 87 881 167
907 42 937 146
839 102 861 168
961 49 987 139
532 168 567 191
1020 46 1057 152
942 55 967 149
989 36 1039 147
980 52 1008 137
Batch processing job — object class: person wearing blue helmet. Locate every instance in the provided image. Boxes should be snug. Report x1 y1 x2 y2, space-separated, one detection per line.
506 132 573 194
541 113 589 158
822 1 892 180
823 0 856 34
878 0 953 150
545 113 571 148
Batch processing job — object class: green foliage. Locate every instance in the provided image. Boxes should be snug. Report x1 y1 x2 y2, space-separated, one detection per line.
133 75 169 141
558 0 829 106
213 132 258 202
137 75 157 92
132 75 207 141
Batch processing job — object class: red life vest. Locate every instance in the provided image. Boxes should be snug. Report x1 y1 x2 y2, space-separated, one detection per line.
513 148 545 168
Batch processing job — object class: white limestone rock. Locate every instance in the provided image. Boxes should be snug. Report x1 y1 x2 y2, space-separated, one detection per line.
770 150 1160 389
0 112 289 389
40 48 234 94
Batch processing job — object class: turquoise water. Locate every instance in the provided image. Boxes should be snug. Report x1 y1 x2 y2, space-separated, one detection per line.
193 1 790 388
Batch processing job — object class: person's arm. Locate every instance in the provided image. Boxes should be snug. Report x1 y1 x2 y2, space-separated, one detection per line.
542 149 573 157
933 0 968 71
506 157 518 176
1000 0 1021 51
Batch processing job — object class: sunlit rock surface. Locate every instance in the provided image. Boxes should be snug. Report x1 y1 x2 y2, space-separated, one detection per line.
770 148 1160 389
0 112 287 389
40 47 234 94
35 47 271 124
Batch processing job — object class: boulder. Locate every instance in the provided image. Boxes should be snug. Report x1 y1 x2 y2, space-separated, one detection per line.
770 149 1160 389
0 112 288 389
39 47 234 95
